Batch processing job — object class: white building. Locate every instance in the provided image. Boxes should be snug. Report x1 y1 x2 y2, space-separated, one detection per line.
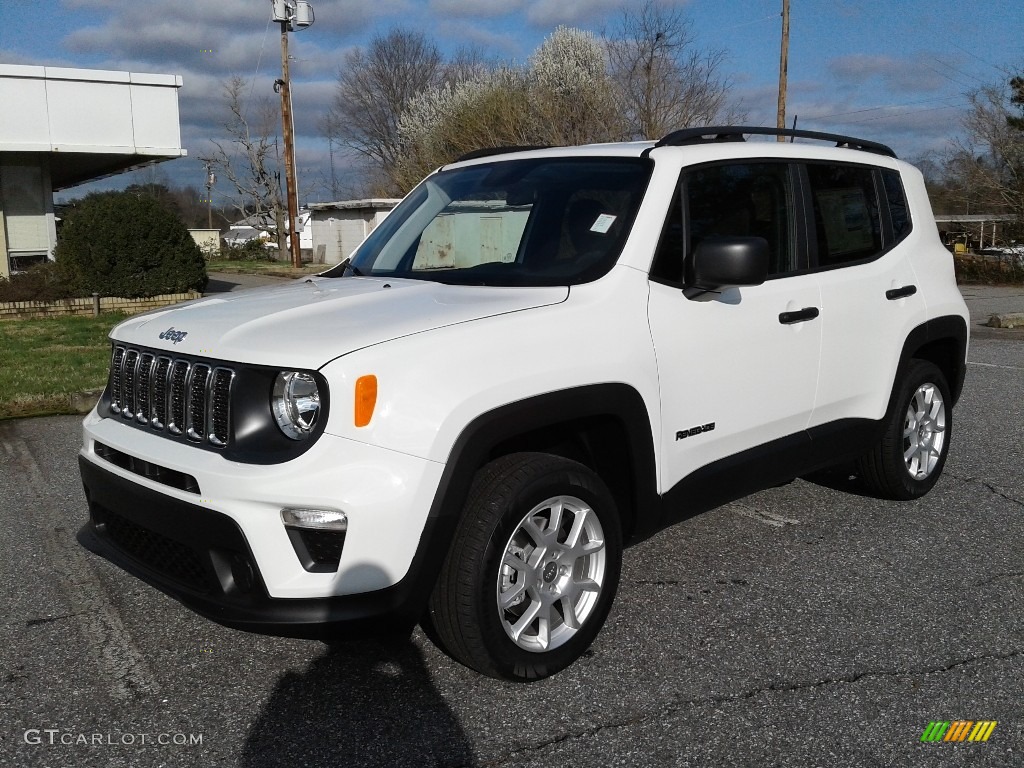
0 64 186 277
309 199 399 264
225 209 313 254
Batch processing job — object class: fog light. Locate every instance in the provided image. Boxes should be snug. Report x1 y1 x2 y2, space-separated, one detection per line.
281 507 348 531
282 508 347 573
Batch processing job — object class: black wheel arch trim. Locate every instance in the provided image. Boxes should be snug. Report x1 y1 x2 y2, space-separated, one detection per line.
405 384 660 614
426 383 659 523
894 314 968 407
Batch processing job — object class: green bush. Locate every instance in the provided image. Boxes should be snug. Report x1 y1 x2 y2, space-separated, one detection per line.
54 191 207 298
0 261 78 302
220 238 273 261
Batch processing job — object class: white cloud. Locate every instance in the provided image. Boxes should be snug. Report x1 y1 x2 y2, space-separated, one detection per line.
524 0 690 27
430 0 526 18
828 54 950 95
431 19 524 57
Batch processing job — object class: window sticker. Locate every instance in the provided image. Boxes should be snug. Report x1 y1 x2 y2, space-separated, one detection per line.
816 188 873 255
590 214 617 234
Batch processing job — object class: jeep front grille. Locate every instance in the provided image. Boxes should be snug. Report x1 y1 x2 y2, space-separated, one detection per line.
109 346 234 447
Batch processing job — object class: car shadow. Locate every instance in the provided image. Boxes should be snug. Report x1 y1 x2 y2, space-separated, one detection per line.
204 275 243 293
800 462 877 498
240 634 476 767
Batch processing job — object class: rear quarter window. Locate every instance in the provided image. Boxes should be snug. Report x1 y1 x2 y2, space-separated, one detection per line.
881 169 912 243
806 163 882 268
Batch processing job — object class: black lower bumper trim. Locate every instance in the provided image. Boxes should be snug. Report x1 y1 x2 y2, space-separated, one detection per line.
78 455 423 639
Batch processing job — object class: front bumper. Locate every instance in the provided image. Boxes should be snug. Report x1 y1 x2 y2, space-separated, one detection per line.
78 455 440 638
77 404 451 637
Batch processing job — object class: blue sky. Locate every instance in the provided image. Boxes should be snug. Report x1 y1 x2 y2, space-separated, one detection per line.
1 0 1022 203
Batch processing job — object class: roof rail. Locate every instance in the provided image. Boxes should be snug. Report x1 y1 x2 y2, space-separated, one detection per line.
652 126 897 158
453 145 550 163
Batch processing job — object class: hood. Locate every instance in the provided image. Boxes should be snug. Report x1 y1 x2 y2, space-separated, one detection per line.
109 277 568 369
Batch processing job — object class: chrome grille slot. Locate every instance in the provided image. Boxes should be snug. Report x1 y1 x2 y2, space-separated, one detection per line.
151 357 170 428
209 368 234 446
105 345 235 449
167 360 190 436
135 353 155 424
110 346 126 415
120 349 139 420
186 364 211 442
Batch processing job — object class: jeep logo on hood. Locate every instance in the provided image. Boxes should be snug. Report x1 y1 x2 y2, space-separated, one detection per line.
159 327 189 345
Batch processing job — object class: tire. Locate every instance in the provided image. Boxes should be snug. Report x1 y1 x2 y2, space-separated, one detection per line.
858 359 952 500
426 452 622 681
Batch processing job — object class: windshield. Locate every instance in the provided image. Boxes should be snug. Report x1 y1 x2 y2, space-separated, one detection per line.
323 157 652 286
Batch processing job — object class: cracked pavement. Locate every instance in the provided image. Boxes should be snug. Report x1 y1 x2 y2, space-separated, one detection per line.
0 337 1021 767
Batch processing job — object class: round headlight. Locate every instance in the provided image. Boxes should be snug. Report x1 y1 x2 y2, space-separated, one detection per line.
272 371 321 440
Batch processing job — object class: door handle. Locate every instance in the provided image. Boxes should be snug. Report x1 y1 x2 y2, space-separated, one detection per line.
886 285 917 300
778 307 820 324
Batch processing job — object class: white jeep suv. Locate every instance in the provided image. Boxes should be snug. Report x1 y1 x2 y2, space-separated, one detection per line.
78 127 969 680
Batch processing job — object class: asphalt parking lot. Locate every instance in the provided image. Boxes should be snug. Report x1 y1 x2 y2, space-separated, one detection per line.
1 321 1022 767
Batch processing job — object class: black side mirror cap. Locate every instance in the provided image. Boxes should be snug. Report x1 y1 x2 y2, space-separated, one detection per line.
686 236 769 298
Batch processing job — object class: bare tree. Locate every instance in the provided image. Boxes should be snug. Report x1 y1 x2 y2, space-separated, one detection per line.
200 76 288 258
945 73 1024 240
324 29 444 196
605 1 742 139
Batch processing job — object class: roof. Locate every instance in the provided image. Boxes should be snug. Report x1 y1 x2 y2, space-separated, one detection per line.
0 63 186 191
445 128 902 169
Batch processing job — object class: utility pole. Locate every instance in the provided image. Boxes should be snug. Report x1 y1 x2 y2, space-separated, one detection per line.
278 18 301 267
777 0 790 141
204 162 215 230
272 1 313 267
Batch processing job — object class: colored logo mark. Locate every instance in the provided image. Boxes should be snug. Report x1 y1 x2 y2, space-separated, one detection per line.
921 721 997 743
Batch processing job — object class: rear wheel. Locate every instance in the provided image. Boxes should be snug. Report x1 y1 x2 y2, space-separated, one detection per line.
858 359 952 500
426 453 622 681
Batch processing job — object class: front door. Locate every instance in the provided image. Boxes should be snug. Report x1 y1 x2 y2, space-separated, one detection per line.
646 161 821 509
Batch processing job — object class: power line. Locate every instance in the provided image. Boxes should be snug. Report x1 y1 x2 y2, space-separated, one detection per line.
947 41 1004 74
840 102 967 126
930 56 987 87
246 15 274 119
806 95 964 122
921 61 977 92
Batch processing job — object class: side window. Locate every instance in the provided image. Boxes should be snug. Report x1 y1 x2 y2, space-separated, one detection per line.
806 163 882 267
650 186 684 284
650 163 798 285
686 163 797 276
882 169 912 243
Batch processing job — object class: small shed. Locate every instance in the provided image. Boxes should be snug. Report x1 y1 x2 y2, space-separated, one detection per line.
188 228 220 255
309 199 400 265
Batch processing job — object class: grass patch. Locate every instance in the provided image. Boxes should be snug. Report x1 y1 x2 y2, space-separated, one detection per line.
206 260 322 278
0 313 125 419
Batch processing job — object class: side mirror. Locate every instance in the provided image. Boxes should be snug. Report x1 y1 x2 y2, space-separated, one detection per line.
685 236 769 298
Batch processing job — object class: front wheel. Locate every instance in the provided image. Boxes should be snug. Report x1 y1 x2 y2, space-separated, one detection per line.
426 453 622 681
858 359 952 500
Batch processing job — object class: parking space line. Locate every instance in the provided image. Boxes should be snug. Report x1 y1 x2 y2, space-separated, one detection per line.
967 361 1024 371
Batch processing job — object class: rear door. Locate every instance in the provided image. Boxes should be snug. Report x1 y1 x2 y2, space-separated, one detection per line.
804 163 928 430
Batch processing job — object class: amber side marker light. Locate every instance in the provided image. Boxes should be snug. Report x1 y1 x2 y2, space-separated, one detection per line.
355 375 378 427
